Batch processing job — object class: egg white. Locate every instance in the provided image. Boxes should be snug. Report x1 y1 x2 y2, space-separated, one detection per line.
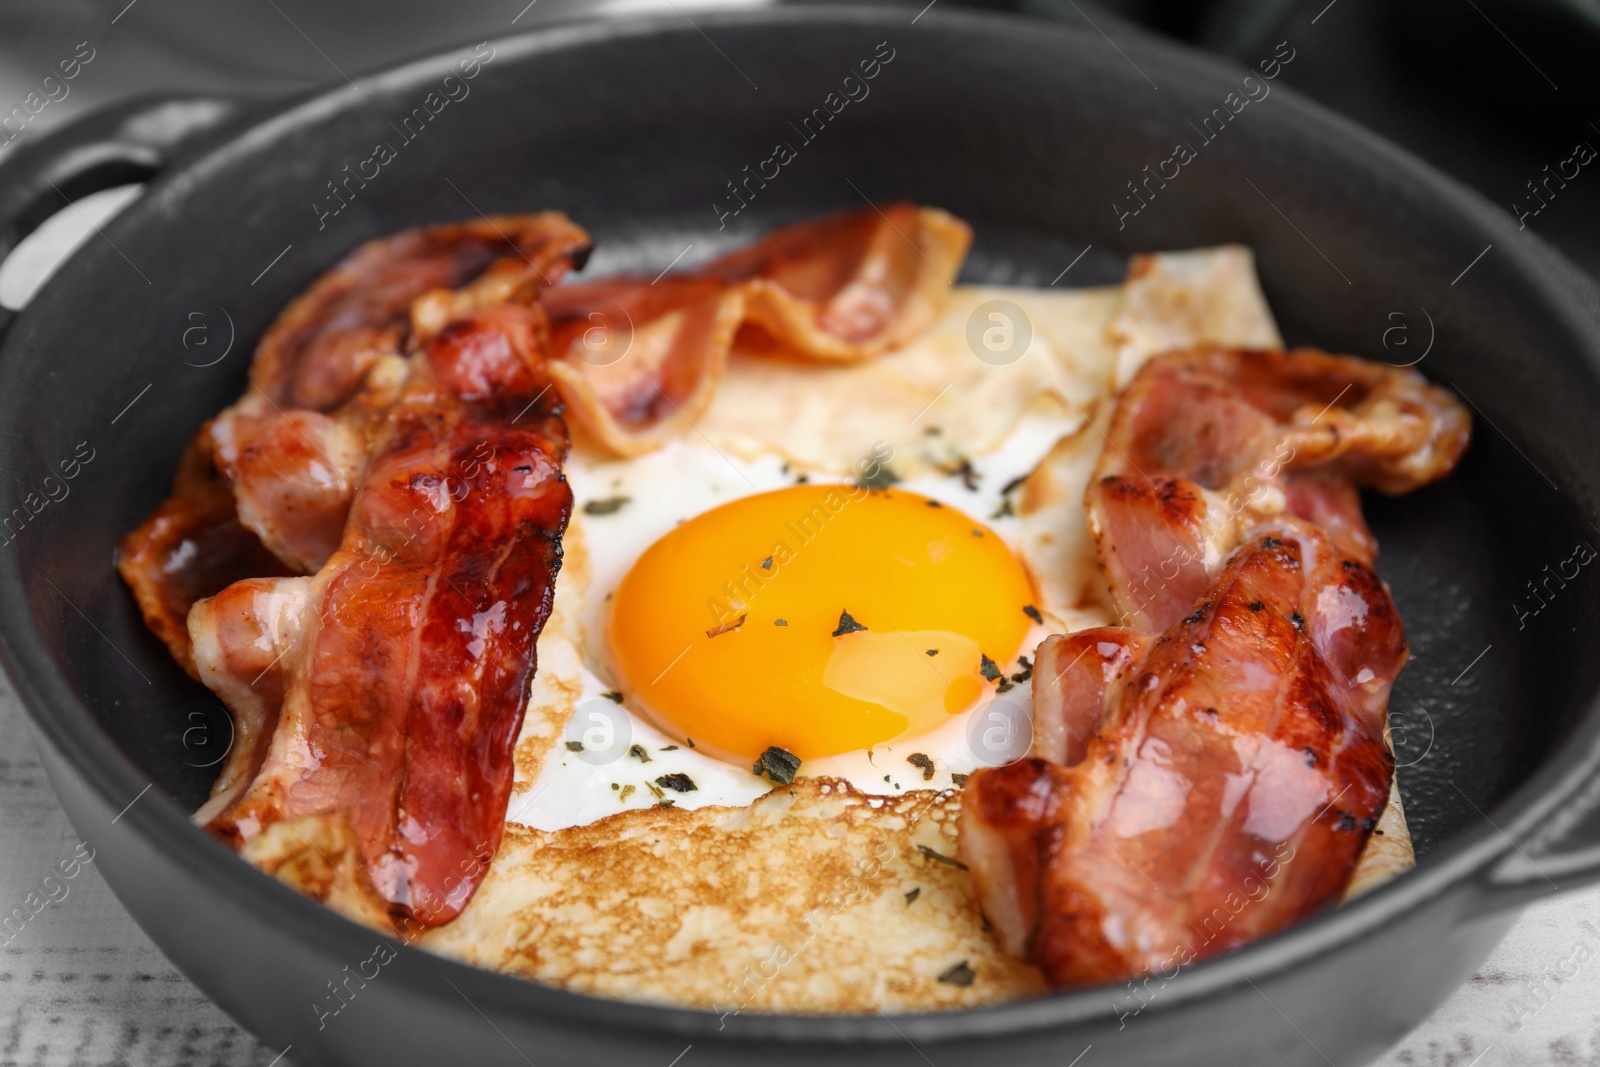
509 287 1118 832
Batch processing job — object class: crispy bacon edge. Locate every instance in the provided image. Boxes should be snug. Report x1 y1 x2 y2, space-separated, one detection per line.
543 203 971 455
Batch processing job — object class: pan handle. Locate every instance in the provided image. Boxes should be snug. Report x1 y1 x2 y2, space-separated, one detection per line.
0 93 248 341
1473 736 1600 913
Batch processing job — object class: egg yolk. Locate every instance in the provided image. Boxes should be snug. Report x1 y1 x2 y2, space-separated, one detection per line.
606 484 1034 761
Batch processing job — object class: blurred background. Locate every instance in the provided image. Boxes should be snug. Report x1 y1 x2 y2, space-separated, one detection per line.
2 0 1598 279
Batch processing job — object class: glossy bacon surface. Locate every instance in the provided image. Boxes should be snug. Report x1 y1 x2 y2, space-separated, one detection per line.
1089 347 1471 629
193 305 572 925
117 432 295 677
254 214 592 411
963 522 1405 985
119 215 590 667
961 343 1469 989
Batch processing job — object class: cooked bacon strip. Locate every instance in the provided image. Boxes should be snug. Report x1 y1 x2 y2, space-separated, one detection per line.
208 356 408 574
1089 347 1471 628
962 521 1405 985
189 576 312 818
544 204 971 454
117 432 295 677
119 215 591 665
192 304 572 925
254 214 593 410
1029 629 1149 767
545 276 746 455
715 202 971 360
215 215 592 567
962 342 1469 987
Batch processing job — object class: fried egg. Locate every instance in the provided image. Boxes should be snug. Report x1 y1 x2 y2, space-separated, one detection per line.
499 283 1139 831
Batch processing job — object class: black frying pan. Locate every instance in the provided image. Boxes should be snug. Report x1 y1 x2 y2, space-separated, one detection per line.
2 7 1599 1066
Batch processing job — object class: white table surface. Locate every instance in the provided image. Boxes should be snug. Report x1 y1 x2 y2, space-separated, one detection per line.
1 183 1598 1067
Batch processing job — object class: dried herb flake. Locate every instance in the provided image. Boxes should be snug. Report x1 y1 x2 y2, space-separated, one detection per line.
917 844 969 870
1023 604 1044 625
751 745 802 784
856 460 900 491
832 610 868 637
906 753 936 781
583 495 631 516
629 744 652 764
938 961 976 986
979 654 1002 682
655 773 698 793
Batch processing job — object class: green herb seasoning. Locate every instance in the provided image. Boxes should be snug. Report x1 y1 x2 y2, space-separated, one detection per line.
917 844 969 870
751 745 802 784
583 495 631 516
856 460 900 491
938 961 976 986
832 609 867 637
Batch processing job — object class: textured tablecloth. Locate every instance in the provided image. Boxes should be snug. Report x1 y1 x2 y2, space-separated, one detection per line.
1 182 1598 1067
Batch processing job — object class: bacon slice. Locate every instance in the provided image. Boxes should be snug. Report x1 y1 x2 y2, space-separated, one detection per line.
1089 347 1471 629
117 432 296 677
715 202 971 360
208 356 409 574
962 521 1405 984
189 576 312 819
119 215 591 667
191 304 572 925
544 204 971 454
254 214 593 411
545 276 746 455
961 341 1470 987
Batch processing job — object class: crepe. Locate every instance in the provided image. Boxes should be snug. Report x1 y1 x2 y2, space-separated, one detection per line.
421 778 1050 1011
